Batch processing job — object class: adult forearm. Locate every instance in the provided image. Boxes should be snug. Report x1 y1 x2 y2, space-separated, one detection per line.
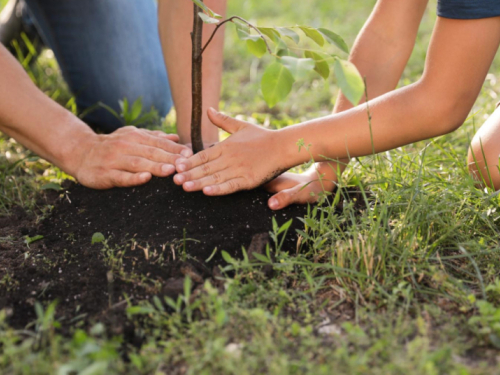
158 0 226 145
0 45 95 176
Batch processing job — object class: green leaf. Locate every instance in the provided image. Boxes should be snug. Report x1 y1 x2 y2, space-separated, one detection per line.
25 235 43 245
91 232 105 245
299 26 325 47
258 27 280 43
126 306 155 315
304 50 330 80
41 182 62 191
247 38 267 58
252 253 271 264
235 22 260 42
278 219 293 234
277 27 300 44
119 98 129 116
235 22 250 40
334 58 365 106
198 12 220 24
280 56 315 79
130 98 143 122
221 250 236 264
261 62 295 108
318 28 349 54
191 0 221 19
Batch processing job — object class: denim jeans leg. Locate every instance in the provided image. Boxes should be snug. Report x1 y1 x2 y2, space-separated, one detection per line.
23 0 172 133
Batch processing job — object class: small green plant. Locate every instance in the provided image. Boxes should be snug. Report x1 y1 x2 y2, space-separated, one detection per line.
189 0 364 152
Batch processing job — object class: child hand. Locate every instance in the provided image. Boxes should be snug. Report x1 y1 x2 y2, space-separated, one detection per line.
265 164 339 210
173 108 289 195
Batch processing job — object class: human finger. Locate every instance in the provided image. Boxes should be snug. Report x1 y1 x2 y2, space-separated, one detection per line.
142 130 180 143
202 178 247 196
115 156 176 177
268 184 318 210
173 160 226 185
207 107 247 134
124 128 192 157
108 170 152 188
180 169 234 192
175 145 222 172
126 143 183 165
264 173 300 194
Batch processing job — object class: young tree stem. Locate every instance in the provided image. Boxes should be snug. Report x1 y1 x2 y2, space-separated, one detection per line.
191 2 204 154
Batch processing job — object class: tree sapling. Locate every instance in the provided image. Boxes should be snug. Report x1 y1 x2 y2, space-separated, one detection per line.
189 0 365 154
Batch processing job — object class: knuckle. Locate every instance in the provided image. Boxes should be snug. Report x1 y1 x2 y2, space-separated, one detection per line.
113 140 129 150
212 172 221 183
227 180 236 191
199 152 209 163
130 158 141 169
145 147 158 160
202 163 211 176
122 126 136 133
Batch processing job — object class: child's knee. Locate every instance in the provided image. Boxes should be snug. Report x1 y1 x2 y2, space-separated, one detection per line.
468 138 500 191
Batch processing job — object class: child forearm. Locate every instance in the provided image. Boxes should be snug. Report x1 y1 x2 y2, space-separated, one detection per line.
318 0 428 178
281 16 500 168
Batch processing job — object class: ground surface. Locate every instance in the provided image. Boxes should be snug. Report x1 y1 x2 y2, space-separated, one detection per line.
1 0 500 374
0 178 308 331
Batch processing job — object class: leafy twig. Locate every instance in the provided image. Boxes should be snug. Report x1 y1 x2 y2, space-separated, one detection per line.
200 16 273 56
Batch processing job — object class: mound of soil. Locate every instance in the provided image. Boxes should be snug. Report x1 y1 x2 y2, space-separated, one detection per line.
0 177 312 331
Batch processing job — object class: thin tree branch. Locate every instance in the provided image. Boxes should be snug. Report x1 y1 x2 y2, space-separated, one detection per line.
200 16 273 56
191 2 204 154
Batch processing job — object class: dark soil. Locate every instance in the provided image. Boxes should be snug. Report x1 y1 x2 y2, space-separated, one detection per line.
0 177 314 332
0 176 369 338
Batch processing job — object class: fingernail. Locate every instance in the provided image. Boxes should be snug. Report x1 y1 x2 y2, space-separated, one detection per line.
208 107 217 115
181 149 192 158
175 174 185 184
184 181 194 190
140 172 150 181
177 164 186 172
162 164 175 175
269 198 279 209
204 186 212 194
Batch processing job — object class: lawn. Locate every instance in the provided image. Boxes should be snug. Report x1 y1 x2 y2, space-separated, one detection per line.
1 0 500 374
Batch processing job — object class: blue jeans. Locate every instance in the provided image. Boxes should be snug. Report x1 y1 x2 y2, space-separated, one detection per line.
23 0 173 133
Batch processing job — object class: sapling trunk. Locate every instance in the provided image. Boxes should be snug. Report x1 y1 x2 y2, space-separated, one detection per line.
191 1 204 154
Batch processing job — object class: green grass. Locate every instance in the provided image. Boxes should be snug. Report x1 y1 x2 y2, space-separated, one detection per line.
2 0 500 373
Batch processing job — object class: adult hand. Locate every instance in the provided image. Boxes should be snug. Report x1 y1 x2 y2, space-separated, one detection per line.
173 108 288 196
265 165 338 210
72 126 192 189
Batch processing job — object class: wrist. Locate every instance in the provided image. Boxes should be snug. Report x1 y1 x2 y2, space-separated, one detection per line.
55 115 100 178
275 125 311 171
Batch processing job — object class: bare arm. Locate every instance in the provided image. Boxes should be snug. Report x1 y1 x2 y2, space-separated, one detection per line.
283 16 500 164
334 0 429 112
265 0 429 209
0 44 191 189
158 0 227 145
174 16 500 196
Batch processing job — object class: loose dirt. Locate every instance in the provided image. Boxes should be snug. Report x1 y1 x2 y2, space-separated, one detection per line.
0 177 310 331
